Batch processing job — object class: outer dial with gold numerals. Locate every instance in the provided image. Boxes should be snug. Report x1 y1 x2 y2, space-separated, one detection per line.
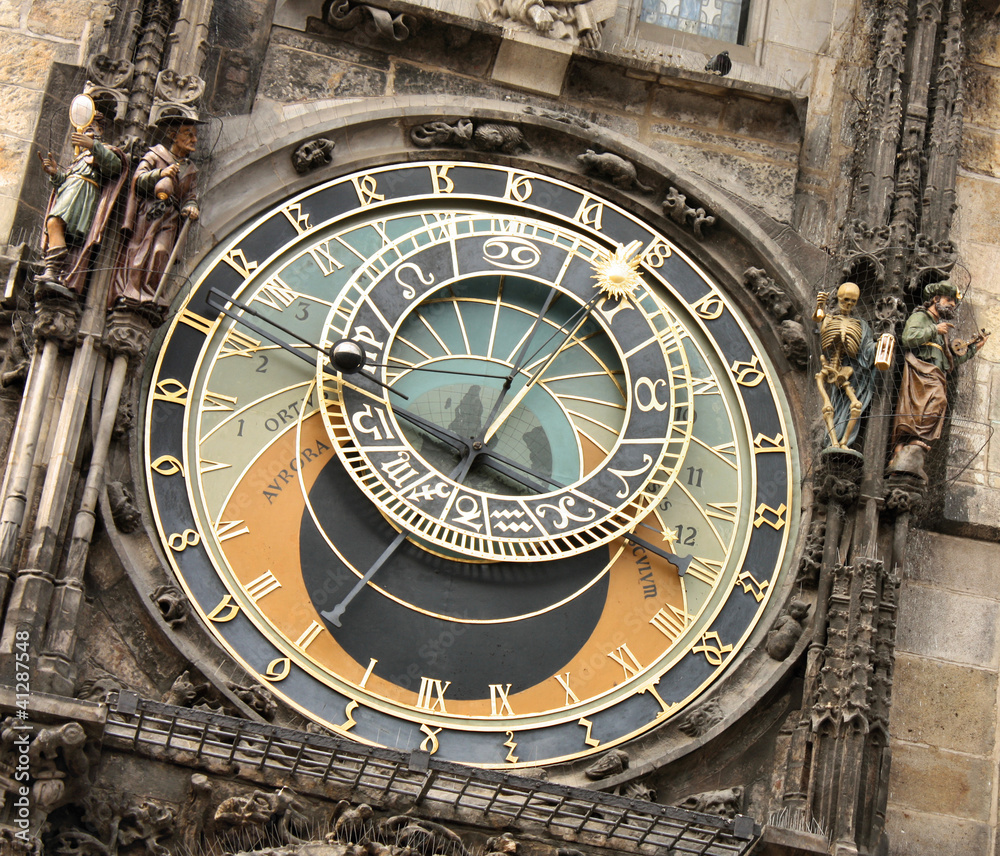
145 161 798 768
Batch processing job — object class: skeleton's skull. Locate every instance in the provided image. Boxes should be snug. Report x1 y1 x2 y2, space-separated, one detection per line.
837 282 860 315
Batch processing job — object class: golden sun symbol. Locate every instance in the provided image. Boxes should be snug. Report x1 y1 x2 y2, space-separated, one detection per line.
592 240 644 301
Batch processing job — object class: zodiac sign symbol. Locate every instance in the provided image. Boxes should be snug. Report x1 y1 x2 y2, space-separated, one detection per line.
535 496 597 530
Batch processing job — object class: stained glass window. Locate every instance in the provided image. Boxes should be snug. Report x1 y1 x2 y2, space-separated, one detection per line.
638 0 751 44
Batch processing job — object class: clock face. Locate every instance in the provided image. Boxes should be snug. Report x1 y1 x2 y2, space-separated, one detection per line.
145 161 798 768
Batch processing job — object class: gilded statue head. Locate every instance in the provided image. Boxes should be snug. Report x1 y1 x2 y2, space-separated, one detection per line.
837 282 860 315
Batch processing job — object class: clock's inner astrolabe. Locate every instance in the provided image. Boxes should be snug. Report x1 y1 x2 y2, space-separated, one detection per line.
145 162 798 767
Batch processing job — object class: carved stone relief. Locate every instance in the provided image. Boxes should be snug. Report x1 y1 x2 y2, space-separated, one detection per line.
577 150 652 192
150 584 189 628
662 187 715 238
677 699 723 737
675 786 744 818
326 0 416 41
292 138 336 174
410 119 530 154
33 300 81 350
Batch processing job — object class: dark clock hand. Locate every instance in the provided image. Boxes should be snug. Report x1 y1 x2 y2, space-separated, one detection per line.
321 528 408 627
321 452 478 625
207 287 318 368
624 527 693 575
207 289 404 397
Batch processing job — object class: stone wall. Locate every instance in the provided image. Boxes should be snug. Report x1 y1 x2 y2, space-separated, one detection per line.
882 9 1000 854
886 533 1000 854
943 9 1000 537
0 0 108 246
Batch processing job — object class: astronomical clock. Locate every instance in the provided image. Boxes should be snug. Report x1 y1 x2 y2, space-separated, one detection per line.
142 160 798 769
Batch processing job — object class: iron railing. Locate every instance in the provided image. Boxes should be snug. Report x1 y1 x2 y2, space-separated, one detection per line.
104 693 760 856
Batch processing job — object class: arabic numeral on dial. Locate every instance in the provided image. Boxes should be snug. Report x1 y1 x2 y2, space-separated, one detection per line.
256 354 269 373
296 301 310 321
168 529 201 551
685 466 703 488
237 418 245 437
676 525 697 547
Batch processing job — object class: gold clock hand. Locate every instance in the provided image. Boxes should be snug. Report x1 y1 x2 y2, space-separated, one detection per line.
481 289 603 445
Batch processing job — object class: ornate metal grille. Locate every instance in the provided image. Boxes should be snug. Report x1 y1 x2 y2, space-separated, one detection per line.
103 694 760 856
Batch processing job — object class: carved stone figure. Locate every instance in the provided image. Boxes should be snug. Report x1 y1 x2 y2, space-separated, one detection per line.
51 829 111 856
890 280 989 469
0 309 31 387
677 699 723 737
813 282 876 449
330 801 374 842
577 150 652 192
293 138 336 174
109 116 200 318
0 828 42 856
107 480 142 532
662 187 715 238
162 669 209 707
379 816 469 856
117 799 175 856
743 267 794 321
29 721 92 808
409 119 528 154
151 583 188 627
584 747 629 779
484 833 521 856
227 681 277 720
477 0 610 48
472 123 529 154
676 786 744 818
779 320 809 370
411 119 472 148
35 107 127 300
766 599 811 660
76 674 128 703
215 787 311 845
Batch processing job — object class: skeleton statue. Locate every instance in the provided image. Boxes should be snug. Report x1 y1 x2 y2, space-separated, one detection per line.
813 282 876 450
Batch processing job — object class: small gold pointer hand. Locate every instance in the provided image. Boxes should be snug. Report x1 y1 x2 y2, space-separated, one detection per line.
481 290 602 445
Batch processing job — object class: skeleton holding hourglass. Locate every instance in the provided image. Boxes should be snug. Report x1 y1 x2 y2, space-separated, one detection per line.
813 282 879 450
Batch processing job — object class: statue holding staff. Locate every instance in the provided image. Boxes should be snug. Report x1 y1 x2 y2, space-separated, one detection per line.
109 115 201 319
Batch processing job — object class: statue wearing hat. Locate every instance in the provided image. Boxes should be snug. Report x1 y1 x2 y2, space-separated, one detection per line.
35 96 127 300
891 280 990 467
109 115 200 319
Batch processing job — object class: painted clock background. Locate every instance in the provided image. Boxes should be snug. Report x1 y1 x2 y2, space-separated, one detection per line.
144 161 798 768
